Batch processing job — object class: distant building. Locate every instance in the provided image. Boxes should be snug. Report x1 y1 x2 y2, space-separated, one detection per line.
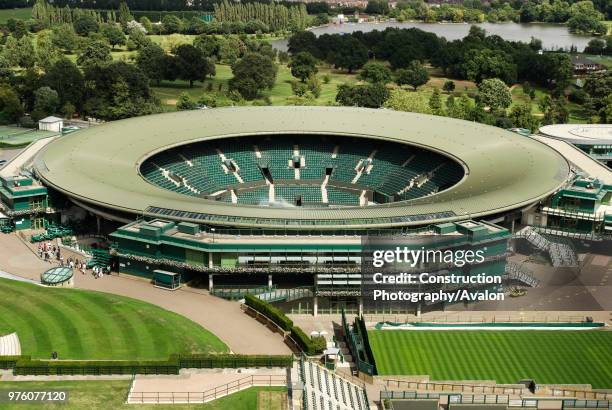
571 55 605 74
38 116 64 133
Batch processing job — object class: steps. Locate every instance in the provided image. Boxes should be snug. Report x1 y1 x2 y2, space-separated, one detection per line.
0 333 21 356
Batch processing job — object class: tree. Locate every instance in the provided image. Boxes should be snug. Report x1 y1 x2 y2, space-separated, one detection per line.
509 103 539 131
32 86 59 121
366 0 390 15
194 35 221 59
73 14 99 35
43 58 84 109
4 35 36 69
139 16 153 33
429 88 444 115
306 74 322 98
229 53 278 100
583 71 612 122
36 31 62 71
51 24 78 53
162 15 183 34
287 31 318 56
77 39 112 68
82 61 159 120
333 37 368 73
584 38 606 55
443 80 455 93
118 0 133 29
173 44 216 88
384 89 432 114
0 85 23 125
336 83 390 108
101 24 126 50
396 61 429 90
539 96 569 125
176 92 197 110
136 44 167 86
464 48 517 85
359 62 392 84
477 78 512 110
289 52 318 82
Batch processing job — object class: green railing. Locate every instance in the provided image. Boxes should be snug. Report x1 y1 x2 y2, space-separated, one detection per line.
341 309 374 376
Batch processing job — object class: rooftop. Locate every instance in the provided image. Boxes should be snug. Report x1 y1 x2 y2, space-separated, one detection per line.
35 107 570 229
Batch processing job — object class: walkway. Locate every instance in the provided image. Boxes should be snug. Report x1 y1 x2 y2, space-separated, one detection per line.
0 136 58 178
0 233 291 355
534 135 612 184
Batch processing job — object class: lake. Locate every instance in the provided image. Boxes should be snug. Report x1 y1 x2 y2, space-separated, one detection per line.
272 21 596 52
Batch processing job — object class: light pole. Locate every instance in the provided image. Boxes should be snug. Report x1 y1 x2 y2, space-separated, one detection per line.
211 227 216 243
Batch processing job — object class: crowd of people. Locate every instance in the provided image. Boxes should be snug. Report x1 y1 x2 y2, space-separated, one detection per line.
37 241 107 279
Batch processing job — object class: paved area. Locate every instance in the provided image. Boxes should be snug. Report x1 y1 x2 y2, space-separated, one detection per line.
131 368 286 394
0 136 57 178
534 135 612 184
0 233 291 355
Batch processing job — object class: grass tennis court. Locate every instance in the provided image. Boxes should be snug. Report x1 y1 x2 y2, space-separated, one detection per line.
369 330 612 388
0 279 228 359
0 126 57 147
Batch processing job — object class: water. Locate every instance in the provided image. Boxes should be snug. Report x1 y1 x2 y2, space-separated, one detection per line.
272 22 596 52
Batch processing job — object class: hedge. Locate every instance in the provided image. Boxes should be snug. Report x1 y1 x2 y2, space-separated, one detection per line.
245 294 293 331
178 354 293 369
0 355 27 370
357 315 377 375
244 295 325 356
11 354 293 376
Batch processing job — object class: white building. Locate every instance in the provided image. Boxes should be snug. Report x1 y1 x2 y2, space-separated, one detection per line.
38 116 64 133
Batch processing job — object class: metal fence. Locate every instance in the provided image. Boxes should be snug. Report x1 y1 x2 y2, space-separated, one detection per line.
127 374 287 404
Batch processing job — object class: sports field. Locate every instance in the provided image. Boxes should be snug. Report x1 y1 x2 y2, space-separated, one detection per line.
0 279 228 359
0 381 287 409
0 126 57 148
369 330 612 388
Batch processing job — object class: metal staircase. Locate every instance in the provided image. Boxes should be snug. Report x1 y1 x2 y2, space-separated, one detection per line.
515 227 578 268
504 261 540 287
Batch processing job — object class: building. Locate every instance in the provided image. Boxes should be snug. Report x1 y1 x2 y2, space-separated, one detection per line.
538 177 611 240
38 116 64 133
110 218 510 314
539 124 612 168
0 174 51 230
570 55 605 74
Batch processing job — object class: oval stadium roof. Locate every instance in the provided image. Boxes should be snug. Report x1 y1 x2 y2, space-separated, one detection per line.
35 107 570 229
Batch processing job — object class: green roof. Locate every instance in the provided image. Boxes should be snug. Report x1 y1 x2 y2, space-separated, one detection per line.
41 267 73 284
35 107 570 229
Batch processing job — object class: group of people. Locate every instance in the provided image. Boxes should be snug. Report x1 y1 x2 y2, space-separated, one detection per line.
37 241 107 279
37 242 59 262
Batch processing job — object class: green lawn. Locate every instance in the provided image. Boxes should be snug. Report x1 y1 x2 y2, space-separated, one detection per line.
0 279 228 359
0 381 286 410
0 7 31 23
0 126 58 148
369 330 612 388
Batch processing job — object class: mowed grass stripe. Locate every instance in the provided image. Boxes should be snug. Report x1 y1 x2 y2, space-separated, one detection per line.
0 279 227 359
369 330 612 388
75 291 142 358
0 300 53 354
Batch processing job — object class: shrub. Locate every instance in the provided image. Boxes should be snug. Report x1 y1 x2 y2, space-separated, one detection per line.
244 294 293 331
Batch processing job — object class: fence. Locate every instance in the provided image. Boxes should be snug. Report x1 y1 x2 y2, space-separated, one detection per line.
341 309 375 376
362 314 587 324
381 379 526 395
127 374 287 404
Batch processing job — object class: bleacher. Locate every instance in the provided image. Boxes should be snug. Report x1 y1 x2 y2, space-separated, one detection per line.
275 185 321 204
300 358 369 410
236 187 269 205
140 135 464 208
326 187 361 206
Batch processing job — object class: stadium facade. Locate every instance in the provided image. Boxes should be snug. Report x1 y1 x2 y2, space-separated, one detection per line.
0 106 590 313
